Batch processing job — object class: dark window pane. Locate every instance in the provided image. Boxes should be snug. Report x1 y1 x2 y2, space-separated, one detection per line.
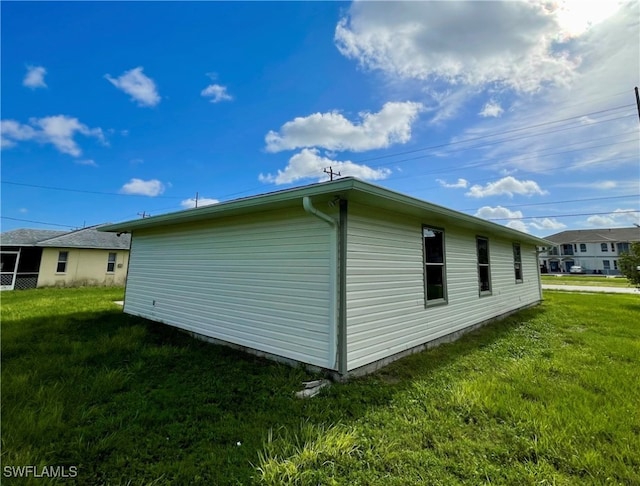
513 244 521 262
426 265 444 300
107 253 116 272
514 263 522 281
57 251 68 273
479 266 491 292
477 238 489 264
424 228 444 263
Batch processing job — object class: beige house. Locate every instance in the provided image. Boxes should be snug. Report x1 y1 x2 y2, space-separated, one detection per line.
0 226 131 290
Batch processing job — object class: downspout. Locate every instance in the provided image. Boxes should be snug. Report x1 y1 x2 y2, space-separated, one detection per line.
303 196 340 373
303 196 336 227
536 246 547 301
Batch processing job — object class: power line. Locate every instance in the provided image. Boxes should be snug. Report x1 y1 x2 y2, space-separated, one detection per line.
0 216 77 229
347 105 635 167
385 137 639 182
369 113 637 171
461 194 640 212
0 181 183 199
487 210 639 221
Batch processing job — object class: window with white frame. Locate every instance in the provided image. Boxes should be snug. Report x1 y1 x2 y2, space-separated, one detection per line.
611 243 615 252
513 243 523 283
580 243 587 252
603 260 611 271
56 251 68 273
107 252 117 273
601 243 608 252
477 236 491 294
614 260 618 270
617 242 630 253
423 226 446 304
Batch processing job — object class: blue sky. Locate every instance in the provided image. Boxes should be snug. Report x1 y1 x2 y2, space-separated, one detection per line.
2 1 639 236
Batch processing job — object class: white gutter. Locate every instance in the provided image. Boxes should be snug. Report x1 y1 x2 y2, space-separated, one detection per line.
303 196 336 227
303 196 339 371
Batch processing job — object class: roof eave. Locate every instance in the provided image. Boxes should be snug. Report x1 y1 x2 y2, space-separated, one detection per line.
98 178 359 233
99 177 552 247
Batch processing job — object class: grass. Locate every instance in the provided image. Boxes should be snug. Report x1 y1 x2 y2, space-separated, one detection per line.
541 275 633 288
2 288 639 485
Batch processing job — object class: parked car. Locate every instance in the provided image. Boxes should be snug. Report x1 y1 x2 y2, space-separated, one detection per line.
569 265 586 274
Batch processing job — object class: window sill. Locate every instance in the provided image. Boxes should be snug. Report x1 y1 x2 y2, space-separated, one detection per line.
425 299 447 308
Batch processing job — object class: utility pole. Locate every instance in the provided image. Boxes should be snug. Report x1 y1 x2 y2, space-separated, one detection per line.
195 192 199 208
635 86 640 124
323 166 341 181
137 211 150 218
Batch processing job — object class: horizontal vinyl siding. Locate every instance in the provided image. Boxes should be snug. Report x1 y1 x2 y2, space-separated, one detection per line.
124 208 334 368
346 204 541 371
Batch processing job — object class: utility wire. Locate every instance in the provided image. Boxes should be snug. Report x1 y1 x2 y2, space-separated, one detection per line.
347 105 635 166
0 181 184 199
1 216 77 229
368 113 637 170
461 194 640 212
385 138 639 182
487 210 639 221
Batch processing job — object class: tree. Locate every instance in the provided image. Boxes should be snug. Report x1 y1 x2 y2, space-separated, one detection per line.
618 242 640 287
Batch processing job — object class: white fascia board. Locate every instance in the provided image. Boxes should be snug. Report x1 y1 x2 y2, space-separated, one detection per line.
99 177 553 247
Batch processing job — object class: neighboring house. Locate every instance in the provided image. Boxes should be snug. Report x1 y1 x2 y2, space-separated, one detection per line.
0 226 131 290
539 227 640 275
100 177 551 378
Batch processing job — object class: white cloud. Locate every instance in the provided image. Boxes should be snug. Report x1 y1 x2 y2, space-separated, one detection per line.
265 101 423 153
466 176 548 198
475 206 529 233
586 209 640 228
259 148 391 185
475 206 523 221
479 101 504 118
180 197 219 209
120 178 165 196
0 120 37 148
437 178 468 189
449 2 638 176
1 116 105 157
529 218 567 231
75 159 98 167
105 67 160 107
32 115 106 156
506 220 529 233
23 65 47 89
335 1 583 93
201 84 233 103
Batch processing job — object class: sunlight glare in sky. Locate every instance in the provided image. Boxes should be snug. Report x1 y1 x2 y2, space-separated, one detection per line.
551 0 623 38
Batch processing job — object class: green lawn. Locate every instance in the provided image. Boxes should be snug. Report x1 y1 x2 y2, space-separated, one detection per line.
2 288 639 485
541 275 633 288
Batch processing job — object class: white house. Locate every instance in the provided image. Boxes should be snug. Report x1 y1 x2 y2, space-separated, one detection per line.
101 178 551 378
539 227 640 275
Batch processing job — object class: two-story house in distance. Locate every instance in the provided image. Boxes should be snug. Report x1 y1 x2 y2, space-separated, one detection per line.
539 227 640 275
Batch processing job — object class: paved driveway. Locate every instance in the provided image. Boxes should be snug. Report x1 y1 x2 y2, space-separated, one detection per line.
542 284 639 294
